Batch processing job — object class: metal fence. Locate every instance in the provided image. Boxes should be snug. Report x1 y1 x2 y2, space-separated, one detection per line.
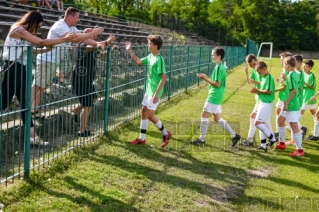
0 44 252 185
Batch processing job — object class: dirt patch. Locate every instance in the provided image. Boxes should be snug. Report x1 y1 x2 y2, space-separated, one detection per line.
246 169 271 178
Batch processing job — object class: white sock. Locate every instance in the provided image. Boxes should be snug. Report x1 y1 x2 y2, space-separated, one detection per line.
199 118 209 141
278 127 286 142
293 132 302 149
261 142 267 148
275 115 279 132
247 118 256 141
217 118 236 138
259 130 266 140
265 121 273 134
256 124 276 141
314 121 319 136
139 119 149 140
154 120 168 136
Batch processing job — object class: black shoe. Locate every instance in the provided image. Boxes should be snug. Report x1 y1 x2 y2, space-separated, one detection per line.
266 139 277 149
256 146 267 153
231 134 241 147
274 132 279 140
307 135 319 141
301 126 307 139
240 139 254 146
78 130 91 137
190 139 205 145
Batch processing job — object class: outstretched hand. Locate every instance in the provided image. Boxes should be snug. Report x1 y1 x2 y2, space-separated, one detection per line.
92 27 104 36
125 41 132 50
106 34 116 45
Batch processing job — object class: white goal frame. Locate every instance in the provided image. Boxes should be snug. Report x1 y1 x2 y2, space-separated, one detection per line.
257 42 273 59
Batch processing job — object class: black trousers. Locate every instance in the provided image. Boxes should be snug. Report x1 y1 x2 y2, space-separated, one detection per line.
1 61 34 127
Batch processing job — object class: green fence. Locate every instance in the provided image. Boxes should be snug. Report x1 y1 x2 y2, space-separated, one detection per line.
0 43 254 185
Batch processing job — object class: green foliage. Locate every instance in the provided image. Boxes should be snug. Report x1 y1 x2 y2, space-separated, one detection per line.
71 0 319 50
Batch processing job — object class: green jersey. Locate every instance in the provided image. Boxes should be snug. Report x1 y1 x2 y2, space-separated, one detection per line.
297 70 304 105
258 74 275 103
303 72 316 104
250 69 262 102
278 68 289 101
207 63 226 105
141 54 166 98
286 71 301 111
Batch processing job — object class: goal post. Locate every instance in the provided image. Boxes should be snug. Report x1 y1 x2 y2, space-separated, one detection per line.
257 42 273 59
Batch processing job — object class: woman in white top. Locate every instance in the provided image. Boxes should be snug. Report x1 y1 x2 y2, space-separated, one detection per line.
1 11 75 146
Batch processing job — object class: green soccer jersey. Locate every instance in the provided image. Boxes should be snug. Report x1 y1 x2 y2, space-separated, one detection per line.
141 54 166 98
303 72 316 104
278 68 289 101
258 74 275 103
286 71 301 111
297 70 304 105
207 63 226 105
250 69 262 102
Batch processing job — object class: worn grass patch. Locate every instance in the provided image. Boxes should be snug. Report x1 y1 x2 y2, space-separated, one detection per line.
1 58 319 212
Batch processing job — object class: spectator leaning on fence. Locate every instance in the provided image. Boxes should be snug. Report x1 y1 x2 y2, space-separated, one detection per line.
1 11 75 146
71 28 116 137
30 7 105 119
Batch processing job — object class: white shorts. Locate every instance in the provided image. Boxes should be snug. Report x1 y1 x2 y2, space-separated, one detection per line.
286 111 301 123
276 100 284 109
203 102 222 114
142 94 160 111
255 102 273 122
33 60 57 88
252 102 259 113
301 104 316 110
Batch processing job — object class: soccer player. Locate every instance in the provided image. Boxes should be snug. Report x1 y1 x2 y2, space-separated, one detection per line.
274 52 292 136
190 47 241 147
276 56 304 156
125 35 171 148
241 54 260 146
250 62 276 152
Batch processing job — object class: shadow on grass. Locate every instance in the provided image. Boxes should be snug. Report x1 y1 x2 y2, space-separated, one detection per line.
32 176 142 212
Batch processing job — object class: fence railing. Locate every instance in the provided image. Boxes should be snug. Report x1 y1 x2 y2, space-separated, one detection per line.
0 43 252 185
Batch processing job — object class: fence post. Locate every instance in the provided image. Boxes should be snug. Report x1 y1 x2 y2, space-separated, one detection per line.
24 46 32 180
103 46 112 134
168 45 173 100
198 46 202 85
246 38 249 55
186 46 190 91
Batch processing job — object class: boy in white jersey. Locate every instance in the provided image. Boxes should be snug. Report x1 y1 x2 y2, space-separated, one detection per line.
190 47 241 147
251 62 276 152
126 35 171 148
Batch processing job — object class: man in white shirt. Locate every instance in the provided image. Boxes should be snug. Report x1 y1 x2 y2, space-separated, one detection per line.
31 7 114 117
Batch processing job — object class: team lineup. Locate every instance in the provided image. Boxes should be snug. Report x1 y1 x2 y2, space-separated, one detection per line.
127 41 316 157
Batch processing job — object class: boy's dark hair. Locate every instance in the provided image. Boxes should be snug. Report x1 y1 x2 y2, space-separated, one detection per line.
246 54 257 63
284 56 296 67
213 46 225 60
147 35 163 50
304 59 314 68
256 61 267 70
279 52 292 58
65 7 80 17
293 54 303 63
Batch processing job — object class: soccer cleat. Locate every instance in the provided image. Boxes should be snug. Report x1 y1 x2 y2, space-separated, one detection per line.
266 138 278 149
288 149 304 157
161 131 172 148
256 146 267 153
190 139 206 145
285 140 295 146
240 139 254 146
129 138 146 145
276 142 286 150
274 132 279 140
231 134 241 147
307 135 319 141
301 126 307 139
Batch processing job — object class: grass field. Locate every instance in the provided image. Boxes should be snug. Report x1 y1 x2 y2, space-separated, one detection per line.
1 58 319 212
